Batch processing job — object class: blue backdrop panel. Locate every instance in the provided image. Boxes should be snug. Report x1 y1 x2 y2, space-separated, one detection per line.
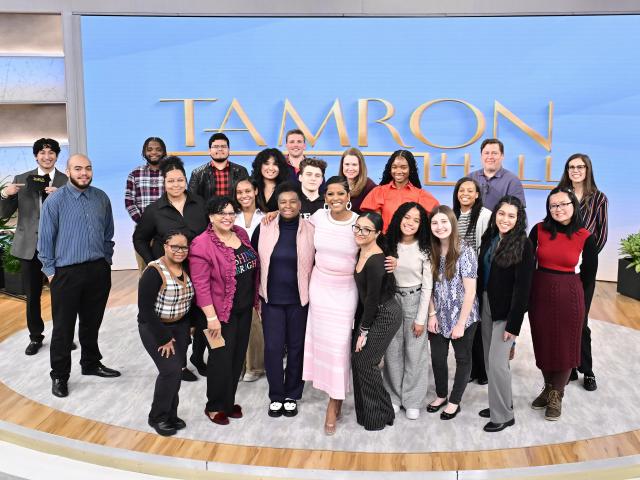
81 16 639 279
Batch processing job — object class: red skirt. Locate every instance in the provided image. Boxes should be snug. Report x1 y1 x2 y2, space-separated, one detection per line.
528 269 585 371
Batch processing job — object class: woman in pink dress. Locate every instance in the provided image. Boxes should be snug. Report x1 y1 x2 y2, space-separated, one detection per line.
302 176 359 435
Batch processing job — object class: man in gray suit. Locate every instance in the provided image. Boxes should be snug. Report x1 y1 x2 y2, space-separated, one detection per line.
0 138 68 355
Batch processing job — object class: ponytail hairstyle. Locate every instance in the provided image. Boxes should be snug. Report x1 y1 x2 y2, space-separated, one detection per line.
480 195 528 268
358 211 387 253
429 205 461 281
357 211 396 295
162 229 189 245
453 177 484 242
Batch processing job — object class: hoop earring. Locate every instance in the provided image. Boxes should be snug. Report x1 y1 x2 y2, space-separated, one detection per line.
346 201 352 211
324 203 330 210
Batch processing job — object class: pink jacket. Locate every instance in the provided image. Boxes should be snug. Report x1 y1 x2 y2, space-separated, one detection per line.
257 216 315 306
189 224 260 323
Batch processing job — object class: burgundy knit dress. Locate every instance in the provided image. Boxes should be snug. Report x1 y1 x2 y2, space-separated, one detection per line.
528 223 595 371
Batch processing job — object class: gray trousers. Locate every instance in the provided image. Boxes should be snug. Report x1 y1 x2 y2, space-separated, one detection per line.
383 287 429 409
481 292 515 424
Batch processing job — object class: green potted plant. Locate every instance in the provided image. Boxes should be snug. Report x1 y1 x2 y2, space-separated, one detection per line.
0 176 24 296
617 230 640 300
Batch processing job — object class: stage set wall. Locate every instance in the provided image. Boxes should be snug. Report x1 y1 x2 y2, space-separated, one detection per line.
1 3 639 283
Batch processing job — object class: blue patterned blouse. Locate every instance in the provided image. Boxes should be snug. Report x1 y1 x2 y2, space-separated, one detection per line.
432 244 480 338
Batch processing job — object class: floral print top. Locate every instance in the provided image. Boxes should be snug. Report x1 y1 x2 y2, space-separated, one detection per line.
432 244 480 338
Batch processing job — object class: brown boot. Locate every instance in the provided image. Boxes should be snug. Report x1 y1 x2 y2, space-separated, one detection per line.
531 383 553 410
544 390 563 421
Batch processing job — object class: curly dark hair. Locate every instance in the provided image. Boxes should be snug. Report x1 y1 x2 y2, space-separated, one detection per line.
380 150 422 188
386 202 430 258
452 177 484 243
542 186 582 240
250 148 289 211
206 195 237 215
480 195 528 268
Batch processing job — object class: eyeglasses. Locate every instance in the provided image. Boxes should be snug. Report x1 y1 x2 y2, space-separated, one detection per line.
567 165 586 171
549 201 573 211
215 211 237 218
211 145 229 150
352 225 375 236
166 244 189 253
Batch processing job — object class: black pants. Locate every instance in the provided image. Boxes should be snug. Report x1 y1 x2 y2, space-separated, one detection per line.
469 325 487 381
578 282 596 376
139 319 189 423
261 300 308 402
20 254 45 342
206 308 252 413
430 322 478 405
49 259 111 381
352 300 402 430
189 307 207 368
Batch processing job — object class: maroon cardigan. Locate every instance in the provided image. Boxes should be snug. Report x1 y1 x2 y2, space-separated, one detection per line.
189 224 260 322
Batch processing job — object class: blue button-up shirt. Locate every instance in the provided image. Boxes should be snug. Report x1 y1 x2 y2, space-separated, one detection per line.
469 167 526 212
38 183 115 277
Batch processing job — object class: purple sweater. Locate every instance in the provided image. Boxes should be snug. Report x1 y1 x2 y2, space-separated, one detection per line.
189 224 260 323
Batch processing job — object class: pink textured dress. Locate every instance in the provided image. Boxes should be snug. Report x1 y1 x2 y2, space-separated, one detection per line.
302 209 359 399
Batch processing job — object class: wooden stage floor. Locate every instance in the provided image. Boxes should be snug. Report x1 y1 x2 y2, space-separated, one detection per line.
0 271 639 477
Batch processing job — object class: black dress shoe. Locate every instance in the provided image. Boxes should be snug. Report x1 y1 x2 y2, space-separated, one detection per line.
483 418 515 432
81 363 121 378
479 408 490 418
181 368 198 382
148 418 177 436
52 378 68 398
426 398 448 413
25 341 43 356
583 375 597 391
440 405 461 420
171 417 186 430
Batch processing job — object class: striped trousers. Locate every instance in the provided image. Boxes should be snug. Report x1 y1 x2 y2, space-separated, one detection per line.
352 299 402 430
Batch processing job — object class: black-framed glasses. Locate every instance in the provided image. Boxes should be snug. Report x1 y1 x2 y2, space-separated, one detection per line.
352 225 375 236
166 244 189 253
549 201 573 211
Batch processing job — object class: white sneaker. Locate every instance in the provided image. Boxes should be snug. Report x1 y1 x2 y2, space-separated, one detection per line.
392 403 400 414
243 371 261 382
406 408 420 420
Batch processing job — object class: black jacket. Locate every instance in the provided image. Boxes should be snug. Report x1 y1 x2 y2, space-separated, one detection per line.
188 161 249 203
477 235 534 336
133 191 208 264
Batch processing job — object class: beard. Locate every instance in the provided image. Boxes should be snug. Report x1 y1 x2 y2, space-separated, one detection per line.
69 175 92 190
211 154 229 164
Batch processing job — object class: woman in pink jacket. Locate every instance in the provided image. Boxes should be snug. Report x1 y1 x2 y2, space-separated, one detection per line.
251 182 315 418
189 196 260 426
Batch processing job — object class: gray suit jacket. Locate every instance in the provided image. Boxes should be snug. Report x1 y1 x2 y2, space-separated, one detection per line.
0 168 68 260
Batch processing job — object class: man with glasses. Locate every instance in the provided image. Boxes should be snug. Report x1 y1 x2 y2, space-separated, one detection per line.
470 138 526 211
188 133 249 202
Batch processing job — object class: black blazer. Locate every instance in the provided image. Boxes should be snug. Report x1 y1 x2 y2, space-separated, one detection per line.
477 235 534 336
133 191 208 264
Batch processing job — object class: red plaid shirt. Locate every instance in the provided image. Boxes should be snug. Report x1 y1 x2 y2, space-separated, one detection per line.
125 165 164 223
211 161 231 197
